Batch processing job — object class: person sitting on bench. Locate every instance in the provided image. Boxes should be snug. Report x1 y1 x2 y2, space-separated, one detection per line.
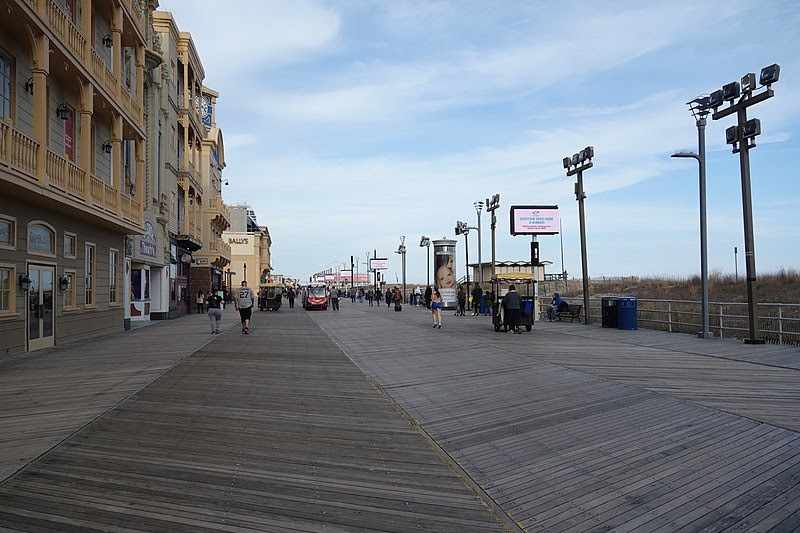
548 292 565 321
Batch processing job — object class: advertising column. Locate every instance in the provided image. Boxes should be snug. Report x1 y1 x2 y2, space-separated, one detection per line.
432 239 457 309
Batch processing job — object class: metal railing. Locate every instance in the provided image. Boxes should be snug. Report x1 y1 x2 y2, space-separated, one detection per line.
583 297 800 345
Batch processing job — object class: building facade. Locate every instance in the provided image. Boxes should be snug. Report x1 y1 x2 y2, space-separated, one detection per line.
223 205 271 291
0 2 235 354
148 10 231 320
0 0 157 355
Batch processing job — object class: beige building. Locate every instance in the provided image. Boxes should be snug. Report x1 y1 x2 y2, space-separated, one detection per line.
0 0 158 354
223 205 271 292
150 11 231 319
0 2 235 355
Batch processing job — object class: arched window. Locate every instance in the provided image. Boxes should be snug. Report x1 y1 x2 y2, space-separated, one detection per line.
27 222 55 255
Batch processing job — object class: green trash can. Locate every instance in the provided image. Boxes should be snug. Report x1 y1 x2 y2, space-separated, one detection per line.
617 297 637 330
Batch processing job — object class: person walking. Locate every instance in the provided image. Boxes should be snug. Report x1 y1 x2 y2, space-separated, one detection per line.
196 290 205 314
456 285 467 316
471 284 483 315
385 288 392 308
330 286 340 311
502 284 522 333
234 280 255 334
484 289 494 316
424 285 432 309
206 289 223 334
431 288 443 328
287 286 296 308
392 286 403 311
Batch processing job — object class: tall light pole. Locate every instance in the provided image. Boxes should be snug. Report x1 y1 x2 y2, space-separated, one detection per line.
455 221 476 292
474 201 484 285
396 236 407 302
707 63 779 344
486 194 500 280
563 146 594 325
672 95 713 339
420 236 431 287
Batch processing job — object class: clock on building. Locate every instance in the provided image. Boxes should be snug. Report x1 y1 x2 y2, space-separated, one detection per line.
201 96 210 119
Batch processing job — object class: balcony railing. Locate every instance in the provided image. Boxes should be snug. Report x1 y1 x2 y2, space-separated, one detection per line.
45 150 85 199
46 0 87 62
0 123 38 174
0 122 141 227
121 0 147 39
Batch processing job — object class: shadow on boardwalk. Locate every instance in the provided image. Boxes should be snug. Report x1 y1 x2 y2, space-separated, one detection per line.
0 300 799 531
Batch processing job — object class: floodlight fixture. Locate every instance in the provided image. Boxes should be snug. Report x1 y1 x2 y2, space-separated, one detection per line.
582 146 594 160
725 125 738 145
759 63 780 87
740 73 756 94
562 156 571 169
741 118 761 139
708 89 724 109
722 81 740 102
571 153 580 166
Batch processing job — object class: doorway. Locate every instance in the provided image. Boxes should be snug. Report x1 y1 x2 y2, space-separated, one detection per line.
26 265 55 351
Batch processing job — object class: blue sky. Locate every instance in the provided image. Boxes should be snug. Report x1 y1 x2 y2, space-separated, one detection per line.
159 0 799 285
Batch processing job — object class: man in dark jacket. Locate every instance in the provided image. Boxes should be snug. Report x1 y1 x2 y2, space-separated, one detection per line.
471 284 483 315
501 284 522 333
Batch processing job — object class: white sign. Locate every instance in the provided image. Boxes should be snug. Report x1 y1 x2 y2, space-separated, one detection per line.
510 205 560 235
369 258 389 270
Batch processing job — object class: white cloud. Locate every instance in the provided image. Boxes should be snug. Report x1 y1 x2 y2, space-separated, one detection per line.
157 0 800 281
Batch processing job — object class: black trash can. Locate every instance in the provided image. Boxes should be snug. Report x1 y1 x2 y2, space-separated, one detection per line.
618 297 638 330
601 297 618 328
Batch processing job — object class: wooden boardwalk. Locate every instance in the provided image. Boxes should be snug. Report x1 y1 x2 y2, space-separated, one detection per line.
0 299 798 531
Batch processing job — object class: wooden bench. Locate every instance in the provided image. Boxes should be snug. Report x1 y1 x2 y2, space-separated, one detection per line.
556 304 582 322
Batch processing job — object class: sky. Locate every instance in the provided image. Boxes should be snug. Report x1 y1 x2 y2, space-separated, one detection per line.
158 0 799 285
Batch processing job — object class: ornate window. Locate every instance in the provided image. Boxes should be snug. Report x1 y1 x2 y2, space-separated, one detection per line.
27 222 55 255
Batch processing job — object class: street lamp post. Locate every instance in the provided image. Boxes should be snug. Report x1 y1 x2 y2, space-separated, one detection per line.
455 221 476 293
563 146 594 325
672 96 713 339
486 194 500 280
420 236 431 287
474 201 484 286
242 262 247 286
396 236 407 302
707 64 779 344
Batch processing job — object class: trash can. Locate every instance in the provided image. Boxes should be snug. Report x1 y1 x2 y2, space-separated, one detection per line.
601 297 618 328
617 297 638 330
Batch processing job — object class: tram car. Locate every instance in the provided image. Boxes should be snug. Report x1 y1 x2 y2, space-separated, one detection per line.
302 282 328 310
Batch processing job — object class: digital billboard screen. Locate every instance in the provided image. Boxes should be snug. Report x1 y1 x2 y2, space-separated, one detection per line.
369 258 389 270
510 205 560 235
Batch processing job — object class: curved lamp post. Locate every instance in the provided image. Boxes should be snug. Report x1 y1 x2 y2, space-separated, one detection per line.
672 95 713 339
